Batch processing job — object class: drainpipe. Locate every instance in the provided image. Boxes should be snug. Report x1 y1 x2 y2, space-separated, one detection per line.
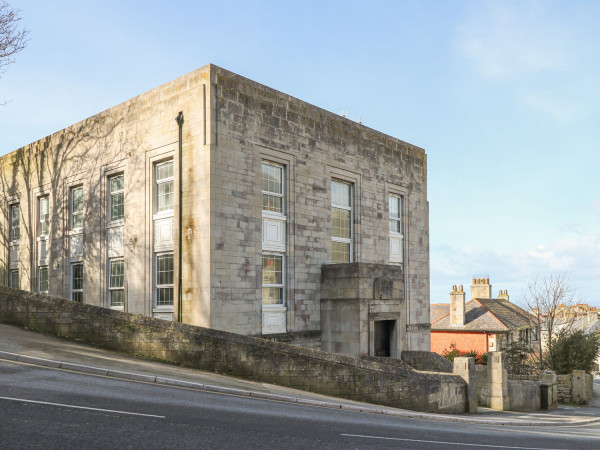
175 111 184 322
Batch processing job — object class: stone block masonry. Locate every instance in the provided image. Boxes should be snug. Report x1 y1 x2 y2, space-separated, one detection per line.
0 288 467 413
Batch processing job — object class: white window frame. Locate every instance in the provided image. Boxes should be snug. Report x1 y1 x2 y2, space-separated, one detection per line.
9 204 20 242
331 179 353 263
261 161 284 216
155 160 174 217
108 258 125 309
70 262 83 302
70 186 84 232
109 174 125 223
154 252 174 308
39 196 49 237
38 265 49 294
262 253 285 306
9 269 19 289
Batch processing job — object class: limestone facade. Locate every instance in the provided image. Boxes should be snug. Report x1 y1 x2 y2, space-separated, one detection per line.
0 64 430 353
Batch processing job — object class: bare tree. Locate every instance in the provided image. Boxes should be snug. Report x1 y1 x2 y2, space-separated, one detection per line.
520 273 578 370
1 1 28 76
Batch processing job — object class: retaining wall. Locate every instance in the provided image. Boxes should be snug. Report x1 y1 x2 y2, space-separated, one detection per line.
0 288 467 413
401 350 453 373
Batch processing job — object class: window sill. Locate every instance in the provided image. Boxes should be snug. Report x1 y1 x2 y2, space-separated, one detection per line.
68 229 83 236
153 211 174 221
107 220 124 229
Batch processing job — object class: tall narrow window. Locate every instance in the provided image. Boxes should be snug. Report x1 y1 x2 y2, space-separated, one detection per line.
155 253 174 306
331 180 352 263
39 196 49 236
262 163 283 214
71 186 84 231
9 204 20 241
389 195 404 264
262 254 284 305
110 174 124 222
71 262 83 302
9 270 19 289
38 266 49 293
109 258 124 307
156 161 174 213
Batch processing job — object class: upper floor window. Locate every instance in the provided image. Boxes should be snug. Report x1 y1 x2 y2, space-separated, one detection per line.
39 196 49 236
9 269 19 289
262 254 284 305
262 162 283 214
9 204 20 241
156 160 174 213
389 195 402 235
331 180 352 263
71 186 84 231
110 175 124 222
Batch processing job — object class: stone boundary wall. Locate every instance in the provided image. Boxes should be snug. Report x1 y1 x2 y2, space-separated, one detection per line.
557 371 594 404
401 350 454 373
0 289 467 413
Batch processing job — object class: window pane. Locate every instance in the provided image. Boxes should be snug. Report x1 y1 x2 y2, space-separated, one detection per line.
72 187 83 213
156 161 173 181
262 287 283 305
110 175 124 192
157 287 173 306
332 181 351 207
262 255 282 285
73 213 84 229
389 196 400 218
262 194 282 213
110 290 124 307
389 219 401 234
72 292 83 303
332 208 351 239
262 163 282 194
72 264 83 290
332 242 350 263
110 260 124 288
111 192 124 221
10 205 20 241
157 254 174 285
10 270 19 289
157 180 174 212
39 267 49 292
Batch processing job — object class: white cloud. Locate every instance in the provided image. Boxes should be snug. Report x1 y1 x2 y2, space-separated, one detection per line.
431 235 600 305
456 1 572 79
520 92 581 121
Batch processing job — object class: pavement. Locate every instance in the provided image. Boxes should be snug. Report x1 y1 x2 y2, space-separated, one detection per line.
1 322 599 427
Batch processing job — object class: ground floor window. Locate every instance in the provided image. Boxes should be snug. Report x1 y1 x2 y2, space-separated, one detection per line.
262 254 284 305
71 262 83 303
9 269 19 289
38 266 49 293
155 252 173 306
109 258 124 307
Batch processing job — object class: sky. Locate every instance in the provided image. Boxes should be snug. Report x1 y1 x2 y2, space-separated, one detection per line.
2 0 599 307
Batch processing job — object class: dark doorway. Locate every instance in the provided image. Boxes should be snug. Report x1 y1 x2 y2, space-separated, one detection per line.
374 320 395 357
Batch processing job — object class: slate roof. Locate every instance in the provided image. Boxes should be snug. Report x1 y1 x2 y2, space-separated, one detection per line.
430 303 450 323
431 298 535 332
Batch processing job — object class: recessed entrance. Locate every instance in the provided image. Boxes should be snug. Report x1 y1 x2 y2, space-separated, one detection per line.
374 320 395 357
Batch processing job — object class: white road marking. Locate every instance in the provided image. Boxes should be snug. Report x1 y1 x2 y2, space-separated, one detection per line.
340 434 566 449
0 395 165 418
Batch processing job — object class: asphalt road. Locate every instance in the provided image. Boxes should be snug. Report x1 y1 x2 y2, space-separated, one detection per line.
1 361 599 449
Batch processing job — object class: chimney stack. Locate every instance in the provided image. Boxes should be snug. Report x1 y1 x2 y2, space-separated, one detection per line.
450 284 466 326
498 289 509 302
470 277 492 300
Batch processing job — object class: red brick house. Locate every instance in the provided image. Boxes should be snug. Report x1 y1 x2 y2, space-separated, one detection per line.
430 278 537 355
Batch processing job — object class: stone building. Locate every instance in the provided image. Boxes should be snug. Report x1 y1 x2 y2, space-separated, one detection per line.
431 278 537 355
0 64 430 355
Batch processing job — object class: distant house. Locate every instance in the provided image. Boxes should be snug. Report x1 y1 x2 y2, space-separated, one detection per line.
430 278 538 355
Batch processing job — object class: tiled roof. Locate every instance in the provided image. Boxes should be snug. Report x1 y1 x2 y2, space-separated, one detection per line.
431 298 534 332
430 303 450 323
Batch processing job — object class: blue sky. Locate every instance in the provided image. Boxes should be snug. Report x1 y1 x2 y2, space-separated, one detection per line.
2 1 599 306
